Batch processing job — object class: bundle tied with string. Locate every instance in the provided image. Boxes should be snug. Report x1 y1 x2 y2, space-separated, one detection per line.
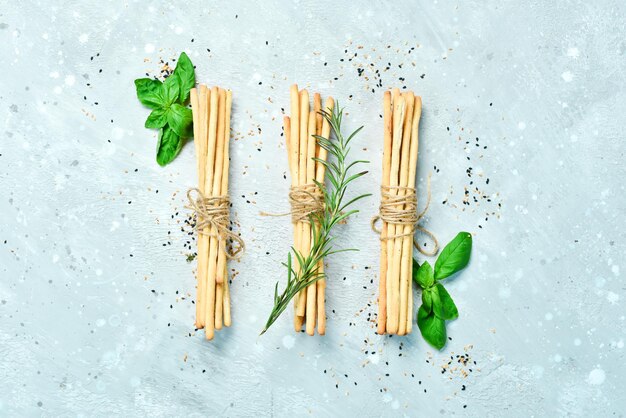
372 179 439 257
189 84 243 341
374 89 439 337
186 188 245 260
277 86 334 336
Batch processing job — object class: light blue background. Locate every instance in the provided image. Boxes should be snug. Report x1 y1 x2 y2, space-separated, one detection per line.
1 0 624 416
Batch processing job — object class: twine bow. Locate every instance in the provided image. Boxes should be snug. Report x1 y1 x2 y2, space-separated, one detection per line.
260 183 324 223
371 175 439 256
186 188 245 259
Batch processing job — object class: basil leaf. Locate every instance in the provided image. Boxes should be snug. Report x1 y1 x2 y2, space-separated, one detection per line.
162 75 180 106
135 78 164 109
417 305 447 350
172 52 195 103
436 283 458 320
415 260 434 289
434 232 472 281
428 285 446 319
421 287 433 312
145 108 168 129
167 103 193 137
156 126 183 166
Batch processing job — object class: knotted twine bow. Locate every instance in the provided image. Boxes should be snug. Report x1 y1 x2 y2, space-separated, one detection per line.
260 183 324 223
371 175 439 257
186 188 245 259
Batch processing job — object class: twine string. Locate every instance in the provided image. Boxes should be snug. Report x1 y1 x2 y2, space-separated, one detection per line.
259 183 324 224
186 188 245 259
371 175 439 256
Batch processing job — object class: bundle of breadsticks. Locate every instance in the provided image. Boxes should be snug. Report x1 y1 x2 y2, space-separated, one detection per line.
284 84 334 335
189 84 242 340
376 89 423 336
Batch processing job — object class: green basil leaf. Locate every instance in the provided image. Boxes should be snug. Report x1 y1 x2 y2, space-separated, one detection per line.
172 52 195 103
417 305 447 350
436 283 459 320
421 288 433 313
167 103 193 137
145 108 168 129
162 75 180 106
429 285 445 319
415 260 434 289
156 126 183 166
434 232 472 280
135 78 165 109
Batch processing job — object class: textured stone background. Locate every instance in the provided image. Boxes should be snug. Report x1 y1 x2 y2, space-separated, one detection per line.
1 0 624 416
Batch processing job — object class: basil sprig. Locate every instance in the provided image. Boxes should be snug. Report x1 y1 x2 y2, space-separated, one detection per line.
134 52 195 166
414 232 472 350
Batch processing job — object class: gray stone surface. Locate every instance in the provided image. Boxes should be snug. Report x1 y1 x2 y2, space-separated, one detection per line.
1 0 624 416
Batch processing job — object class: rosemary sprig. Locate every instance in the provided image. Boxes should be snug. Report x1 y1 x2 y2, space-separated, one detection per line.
260 105 370 335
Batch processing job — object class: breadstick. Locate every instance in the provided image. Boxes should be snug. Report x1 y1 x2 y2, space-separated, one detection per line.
385 91 405 334
316 97 334 335
285 117 301 330
191 87 204 329
289 86 304 331
377 91 392 335
284 117 292 173
219 90 233 327
216 90 232 283
314 93 322 143
223 263 231 327
405 96 422 334
396 92 415 336
203 86 219 340
195 85 210 330
215 283 223 330
295 89 310 319
305 110 318 335
212 88 227 331
190 88 204 188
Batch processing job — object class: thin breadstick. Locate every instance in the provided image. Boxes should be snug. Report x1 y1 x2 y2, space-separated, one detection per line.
377 91 392 335
405 96 422 334
305 110 317 335
190 86 201 328
396 92 415 336
218 90 233 328
283 116 302 331
316 97 334 335
289 85 300 177
215 283 223 330
289 86 304 331
211 88 227 331
295 89 310 319
191 87 204 329
216 90 232 283
203 86 219 340
313 93 322 142
284 117 292 170
316 263 326 335
385 89 400 333
196 85 210 329
211 89 226 281
385 91 405 334
314 98 334 188
223 263 231 327
190 88 203 185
